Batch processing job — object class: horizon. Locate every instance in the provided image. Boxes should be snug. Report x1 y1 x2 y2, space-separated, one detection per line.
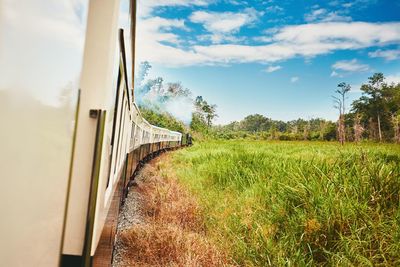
135 0 400 125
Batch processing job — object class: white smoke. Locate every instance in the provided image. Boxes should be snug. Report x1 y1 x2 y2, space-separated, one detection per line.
164 96 194 124
135 62 195 124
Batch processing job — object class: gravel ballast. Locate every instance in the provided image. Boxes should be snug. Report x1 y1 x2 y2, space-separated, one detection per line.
112 169 147 267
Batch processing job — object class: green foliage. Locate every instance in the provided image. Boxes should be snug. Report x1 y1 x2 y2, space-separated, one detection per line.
140 106 186 133
173 141 400 266
190 113 208 133
214 116 336 141
194 96 218 127
351 73 400 142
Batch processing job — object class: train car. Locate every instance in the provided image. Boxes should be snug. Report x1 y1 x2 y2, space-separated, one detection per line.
0 1 186 267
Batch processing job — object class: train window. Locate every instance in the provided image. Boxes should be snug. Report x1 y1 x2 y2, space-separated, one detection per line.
114 92 126 174
136 127 141 144
106 68 122 188
130 122 136 149
118 111 128 170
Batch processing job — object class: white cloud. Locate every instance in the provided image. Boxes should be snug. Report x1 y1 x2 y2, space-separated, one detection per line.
330 71 341 77
329 0 378 9
225 0 247 6
323 11 352 22
266 5 284 13
265 65 282 73
138 21 400 67
291 76 299 83
304 8 352 22
305 9 326 22
272 22 399 47
368 48 400 61
189 8 262 43
332 59 370 72
386 74 400 85
136 16 208 66
198 33 245 44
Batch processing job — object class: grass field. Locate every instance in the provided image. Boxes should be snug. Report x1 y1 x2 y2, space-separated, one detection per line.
169 141 400 266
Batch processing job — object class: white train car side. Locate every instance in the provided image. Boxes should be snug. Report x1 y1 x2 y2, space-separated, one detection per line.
0 1 185 267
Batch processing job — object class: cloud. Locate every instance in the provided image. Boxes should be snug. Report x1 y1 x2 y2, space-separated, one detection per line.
197 33 245 44
138 21 400 67
265 65 282 73
225 0 249 6
332 59 370 72
140 16 187 44
330 71 341 77
265 5 284 13
291 76 299 83
272 22 399 47
386 74 400 85
368 48 400 60
189 8 262 43
330 0 378 9
136 16 208 66
305 8 352 22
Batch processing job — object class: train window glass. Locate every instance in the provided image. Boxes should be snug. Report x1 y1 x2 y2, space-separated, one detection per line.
106 68 122 188
118 0 133 89
114 93 126 174
118 111 128 170
130 122 136 149
136 127 141 144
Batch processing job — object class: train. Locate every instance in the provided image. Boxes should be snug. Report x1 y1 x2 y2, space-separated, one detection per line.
0 1 190 266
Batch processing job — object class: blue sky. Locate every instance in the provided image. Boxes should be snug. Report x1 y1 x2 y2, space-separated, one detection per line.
136 0 400 124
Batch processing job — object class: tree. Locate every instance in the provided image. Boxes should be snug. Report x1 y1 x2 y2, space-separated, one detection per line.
319 120 328 140
303 121 311 140
194 96 218 127
383 82 400 142
359 73 386 142
350 73 400 142
391 113 400 143
353 113 364 143
269 123 278 140
204 103 218 127
241 114 271 132
333 82 351 145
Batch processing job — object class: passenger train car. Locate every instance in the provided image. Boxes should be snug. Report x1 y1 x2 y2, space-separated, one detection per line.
0 1 185 266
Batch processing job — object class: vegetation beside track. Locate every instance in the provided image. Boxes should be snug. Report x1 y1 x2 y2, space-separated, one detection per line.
115 155 229 267
171 140 400 266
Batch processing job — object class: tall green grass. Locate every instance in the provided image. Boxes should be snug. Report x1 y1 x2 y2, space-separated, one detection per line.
172 141 400 266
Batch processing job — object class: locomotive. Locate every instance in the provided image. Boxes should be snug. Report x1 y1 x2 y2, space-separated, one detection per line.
0 0 187 266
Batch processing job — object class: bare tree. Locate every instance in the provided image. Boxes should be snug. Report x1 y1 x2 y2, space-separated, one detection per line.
354 113 364 143
392 113 400 143
333 82 351 145
319 120 328 140
303 122 310 140
359 73 386 142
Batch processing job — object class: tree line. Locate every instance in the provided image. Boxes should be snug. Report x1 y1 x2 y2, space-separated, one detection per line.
214 116 337 141
214 73 400 143
335 73 400 143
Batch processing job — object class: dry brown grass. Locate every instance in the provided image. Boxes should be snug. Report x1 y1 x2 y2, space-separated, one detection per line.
117 154 231 267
